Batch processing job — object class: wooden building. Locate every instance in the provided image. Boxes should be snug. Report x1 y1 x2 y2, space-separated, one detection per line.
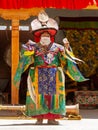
0 0 98 105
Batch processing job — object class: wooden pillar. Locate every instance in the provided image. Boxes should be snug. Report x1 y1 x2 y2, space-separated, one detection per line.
0 8 43 104
11 19 19 104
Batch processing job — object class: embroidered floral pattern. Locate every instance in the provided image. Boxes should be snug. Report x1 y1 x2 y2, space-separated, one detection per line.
75 91 98 105
38 68 57 94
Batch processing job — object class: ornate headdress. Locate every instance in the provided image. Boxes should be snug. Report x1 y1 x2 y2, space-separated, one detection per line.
31 11 58 37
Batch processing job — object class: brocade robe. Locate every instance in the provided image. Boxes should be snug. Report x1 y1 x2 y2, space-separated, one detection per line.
14 42 87 117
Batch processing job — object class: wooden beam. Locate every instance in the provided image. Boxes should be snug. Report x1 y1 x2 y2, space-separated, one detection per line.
0 8 43 20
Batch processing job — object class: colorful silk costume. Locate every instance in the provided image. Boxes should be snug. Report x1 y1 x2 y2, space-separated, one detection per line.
14 41 87 118
14 11 87 119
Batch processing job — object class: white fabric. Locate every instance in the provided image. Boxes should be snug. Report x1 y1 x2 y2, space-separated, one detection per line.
51 42 64 52
63 38 69 44
27 73 36 103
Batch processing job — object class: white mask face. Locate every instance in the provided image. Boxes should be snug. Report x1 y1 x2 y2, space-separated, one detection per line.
40 36 51 45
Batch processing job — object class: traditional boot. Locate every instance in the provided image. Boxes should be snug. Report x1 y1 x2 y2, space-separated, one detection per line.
35 119 43 125
48 119 59 125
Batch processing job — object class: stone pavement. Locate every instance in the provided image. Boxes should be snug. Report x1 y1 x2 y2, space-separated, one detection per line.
80 109 98 119
0 109 98 130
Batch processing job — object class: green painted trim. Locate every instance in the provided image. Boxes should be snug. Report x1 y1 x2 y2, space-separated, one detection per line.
60 21 98 28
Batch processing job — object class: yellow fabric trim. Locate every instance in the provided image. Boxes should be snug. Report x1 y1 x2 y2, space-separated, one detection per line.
56 95 59 109
59 90 65 95
56 71 59 109
35 67 39 109
38 95 41 108
56 71 59 94
66 50 75 57
24 64 30 72
26 91 30 96
24 50 34 56
66 70 74 80
58 67 65 95
24 57 34 72
62 53 66 59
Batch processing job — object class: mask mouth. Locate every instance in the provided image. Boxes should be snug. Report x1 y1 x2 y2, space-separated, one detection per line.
40 36 51 45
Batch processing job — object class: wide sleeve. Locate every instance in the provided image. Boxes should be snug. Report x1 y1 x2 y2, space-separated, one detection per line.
59 48 88 82
13 48 34 88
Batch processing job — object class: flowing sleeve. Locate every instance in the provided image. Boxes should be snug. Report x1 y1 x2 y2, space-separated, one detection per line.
59 48 88 82
13 49 34 88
